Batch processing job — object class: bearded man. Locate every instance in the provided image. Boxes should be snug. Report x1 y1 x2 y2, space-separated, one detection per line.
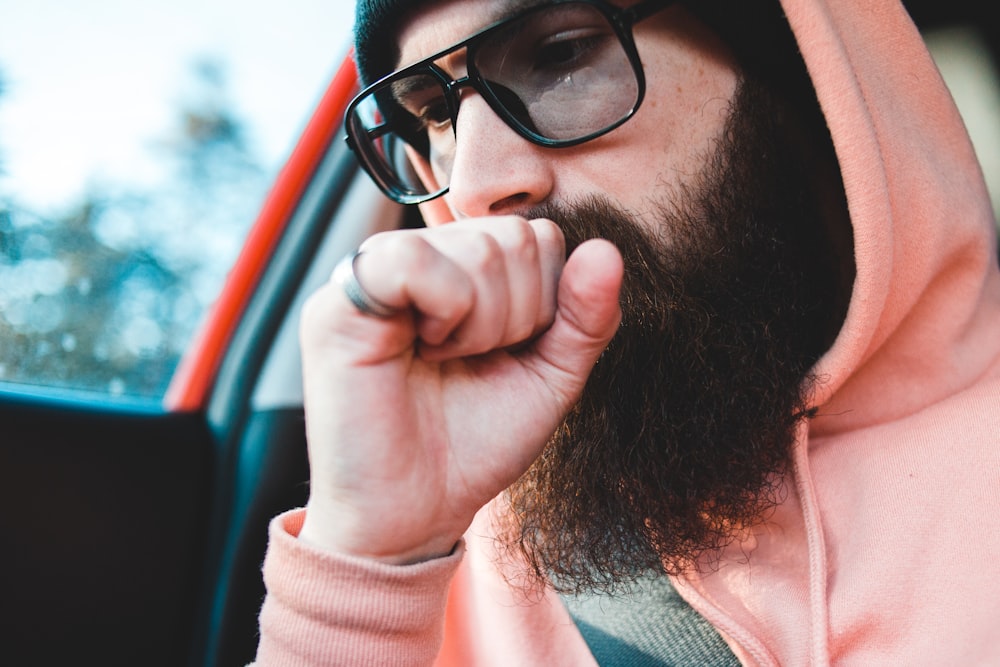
252 0 1000 664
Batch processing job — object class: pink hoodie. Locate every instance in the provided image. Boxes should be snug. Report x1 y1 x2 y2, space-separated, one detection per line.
253 0 1000 664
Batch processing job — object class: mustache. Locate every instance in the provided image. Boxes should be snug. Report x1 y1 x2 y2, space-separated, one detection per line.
523 197 637 253
522 197 707 331
522 195 707 274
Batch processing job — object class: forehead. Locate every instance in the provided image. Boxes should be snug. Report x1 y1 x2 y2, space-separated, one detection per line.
394 0 524 68
394 0 622 69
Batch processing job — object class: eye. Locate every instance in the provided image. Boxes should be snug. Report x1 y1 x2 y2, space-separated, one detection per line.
532 30 607 72
415 98 452 131
391 76 452 133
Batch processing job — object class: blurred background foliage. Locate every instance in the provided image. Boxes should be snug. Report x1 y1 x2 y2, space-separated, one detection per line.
0 59 267 398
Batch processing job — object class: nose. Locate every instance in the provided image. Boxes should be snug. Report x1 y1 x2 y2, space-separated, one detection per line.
445 92 554 218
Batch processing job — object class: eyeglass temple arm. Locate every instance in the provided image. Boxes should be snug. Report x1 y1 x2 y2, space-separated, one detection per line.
344 120 390 155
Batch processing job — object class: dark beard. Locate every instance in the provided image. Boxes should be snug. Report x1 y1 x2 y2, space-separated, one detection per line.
496 74 853 595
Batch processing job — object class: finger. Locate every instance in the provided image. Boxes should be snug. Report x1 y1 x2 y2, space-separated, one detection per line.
494 218 542 344
464 216 548 345
527 238 623 405
416 226 511 360
415 217 563 360
352 232 477 347
528 217 566 336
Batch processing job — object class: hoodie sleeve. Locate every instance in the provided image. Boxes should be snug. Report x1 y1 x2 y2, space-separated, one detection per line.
251 509 463 667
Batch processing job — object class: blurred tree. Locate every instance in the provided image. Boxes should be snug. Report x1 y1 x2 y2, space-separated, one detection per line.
0 57 267 398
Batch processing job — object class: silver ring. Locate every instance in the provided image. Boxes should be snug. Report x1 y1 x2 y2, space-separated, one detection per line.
333 250 402 319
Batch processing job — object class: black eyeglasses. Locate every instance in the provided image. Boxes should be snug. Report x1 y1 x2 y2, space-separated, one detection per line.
345 0 676 205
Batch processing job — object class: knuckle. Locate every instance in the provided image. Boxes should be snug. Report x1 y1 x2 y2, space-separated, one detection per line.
500 216 537 248
466 234 505 273
508 227 539 264
300 289 323 326
366 232 438 285
530 218 566 256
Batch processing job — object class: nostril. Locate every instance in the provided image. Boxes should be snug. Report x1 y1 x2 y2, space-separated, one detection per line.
489 193 534 215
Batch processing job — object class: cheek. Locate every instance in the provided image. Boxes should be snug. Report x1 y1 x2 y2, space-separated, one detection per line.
629 19 740 187
643 68 737 174
543 77 736 231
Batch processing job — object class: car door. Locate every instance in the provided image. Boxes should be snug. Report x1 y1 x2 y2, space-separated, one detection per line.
0 3 400 665
0 52 397 667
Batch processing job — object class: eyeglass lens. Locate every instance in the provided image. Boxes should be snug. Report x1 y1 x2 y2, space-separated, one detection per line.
350 1 641 201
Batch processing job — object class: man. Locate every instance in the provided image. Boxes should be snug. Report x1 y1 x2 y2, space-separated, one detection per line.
253 0 1000 664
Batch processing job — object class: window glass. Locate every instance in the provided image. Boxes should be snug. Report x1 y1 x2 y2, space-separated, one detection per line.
0 0 353 398
924 27 1000 223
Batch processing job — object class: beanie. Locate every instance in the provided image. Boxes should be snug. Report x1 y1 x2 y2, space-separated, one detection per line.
353 0 803 89
354 0 427 86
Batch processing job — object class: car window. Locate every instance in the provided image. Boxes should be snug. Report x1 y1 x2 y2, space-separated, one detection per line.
924 26 1000 222
0 0 353 400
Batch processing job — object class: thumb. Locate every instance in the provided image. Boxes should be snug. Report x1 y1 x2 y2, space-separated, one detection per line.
529 238 623 401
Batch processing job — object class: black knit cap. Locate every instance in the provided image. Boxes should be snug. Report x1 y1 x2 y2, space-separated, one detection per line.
354 0 426 87
353 0 809 106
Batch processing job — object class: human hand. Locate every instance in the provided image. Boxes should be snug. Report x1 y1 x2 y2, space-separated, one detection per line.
297 216 622 564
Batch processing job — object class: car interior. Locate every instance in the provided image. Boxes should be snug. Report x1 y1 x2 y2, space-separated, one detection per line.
0 2 997 666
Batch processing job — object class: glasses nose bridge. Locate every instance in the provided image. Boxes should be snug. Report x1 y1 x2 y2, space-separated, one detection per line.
442 71 485 113
439 67 504 137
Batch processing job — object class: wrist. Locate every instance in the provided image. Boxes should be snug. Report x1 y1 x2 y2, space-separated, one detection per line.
298 502 461 565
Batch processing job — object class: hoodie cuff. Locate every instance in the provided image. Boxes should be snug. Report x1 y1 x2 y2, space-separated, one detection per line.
254 508 464 666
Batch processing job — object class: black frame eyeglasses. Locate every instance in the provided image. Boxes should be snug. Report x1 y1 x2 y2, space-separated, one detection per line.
344 0 677 205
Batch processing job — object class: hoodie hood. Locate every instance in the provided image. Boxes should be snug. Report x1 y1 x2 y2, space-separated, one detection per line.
791 0 1000 427
672 2 1000 664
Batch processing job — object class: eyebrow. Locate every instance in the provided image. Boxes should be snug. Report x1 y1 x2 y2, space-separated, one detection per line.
390 73 440 105
491 0 549 22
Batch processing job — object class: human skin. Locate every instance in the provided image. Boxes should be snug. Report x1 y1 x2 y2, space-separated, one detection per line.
296 0 740 565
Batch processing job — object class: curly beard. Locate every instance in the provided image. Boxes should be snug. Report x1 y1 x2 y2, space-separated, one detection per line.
496 73 853 595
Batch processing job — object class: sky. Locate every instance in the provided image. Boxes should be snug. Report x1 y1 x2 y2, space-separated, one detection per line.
0 0 355 212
